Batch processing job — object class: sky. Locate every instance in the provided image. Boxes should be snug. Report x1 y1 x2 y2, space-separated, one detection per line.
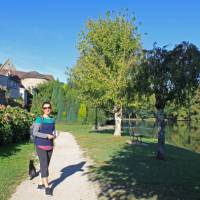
0 0 200 82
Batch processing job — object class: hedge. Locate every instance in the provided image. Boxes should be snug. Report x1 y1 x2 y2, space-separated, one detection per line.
0 105 34 145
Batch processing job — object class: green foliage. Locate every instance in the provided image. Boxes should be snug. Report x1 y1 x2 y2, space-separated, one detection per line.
64 84 80 122
87 107 107 125
78 103 87 123
31 80 107 124
135 42 200 111
129 94 156 119
57 85 66 121
72 10 142 110
31 81 56 115
0 105 34 145
51 81 61 114
190 88 200 120
31 80 66 119
63 83 107 124
162 88 200 121
169 42 200 103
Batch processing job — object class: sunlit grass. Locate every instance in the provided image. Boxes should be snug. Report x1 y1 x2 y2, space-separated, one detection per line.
56 122 200 200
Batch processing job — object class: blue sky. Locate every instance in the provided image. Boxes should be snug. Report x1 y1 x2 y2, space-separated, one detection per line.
0 0 199 82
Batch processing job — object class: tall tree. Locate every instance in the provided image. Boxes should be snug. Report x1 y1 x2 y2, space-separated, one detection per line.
31 81 56 115
51 80 60 114
63 83 80 122
135 42 200 159
169 42 200 121
71 11 142 136
57 85 66 121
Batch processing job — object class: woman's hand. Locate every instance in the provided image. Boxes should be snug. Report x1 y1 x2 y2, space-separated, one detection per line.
47 134 55 140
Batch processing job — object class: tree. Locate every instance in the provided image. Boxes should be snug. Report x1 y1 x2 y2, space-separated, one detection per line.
31 80 66 117
71 11 142 136
169 42 200 121
31 81 56 115
57 85 66 121
51 80 60 114
135 42 200 159
63 82 80 122
190 88 200 121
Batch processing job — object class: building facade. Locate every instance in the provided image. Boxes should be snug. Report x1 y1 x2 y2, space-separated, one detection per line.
0 74 20 99
0 59 54 106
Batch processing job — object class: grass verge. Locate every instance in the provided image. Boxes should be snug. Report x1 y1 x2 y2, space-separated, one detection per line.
0 142 35 200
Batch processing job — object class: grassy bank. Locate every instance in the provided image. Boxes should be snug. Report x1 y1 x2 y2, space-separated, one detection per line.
56 122 200 200
0 142 35 200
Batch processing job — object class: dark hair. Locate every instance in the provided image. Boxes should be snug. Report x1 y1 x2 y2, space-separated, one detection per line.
42 101 52 108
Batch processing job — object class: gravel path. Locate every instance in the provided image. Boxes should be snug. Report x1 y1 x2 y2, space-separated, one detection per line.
10 132 99 200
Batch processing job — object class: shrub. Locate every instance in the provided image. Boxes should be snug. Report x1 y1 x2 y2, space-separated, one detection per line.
0 105 35 145
78 103 87 123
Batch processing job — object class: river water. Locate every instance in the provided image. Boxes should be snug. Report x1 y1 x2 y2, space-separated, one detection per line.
122 120 200 154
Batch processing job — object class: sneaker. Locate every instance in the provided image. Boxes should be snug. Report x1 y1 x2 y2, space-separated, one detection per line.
45 187 53 196
37 184 45 189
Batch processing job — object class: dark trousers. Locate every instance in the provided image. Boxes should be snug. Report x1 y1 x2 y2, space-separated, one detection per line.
36 147 53 178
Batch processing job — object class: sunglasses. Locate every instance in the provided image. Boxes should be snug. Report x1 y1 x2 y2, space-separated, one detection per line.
43 106 51 110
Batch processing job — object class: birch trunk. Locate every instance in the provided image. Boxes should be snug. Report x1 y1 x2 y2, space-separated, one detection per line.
156 109 165 160
114 106 122 136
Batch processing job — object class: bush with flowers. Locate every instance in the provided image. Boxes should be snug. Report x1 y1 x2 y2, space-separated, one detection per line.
0 105 35 145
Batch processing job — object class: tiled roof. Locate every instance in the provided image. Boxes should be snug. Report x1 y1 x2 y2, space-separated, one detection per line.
21 71 54 80
0 69 54 81
0 59 54 81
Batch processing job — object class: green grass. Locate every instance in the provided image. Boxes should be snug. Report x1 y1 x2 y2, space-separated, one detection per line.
57 122 200 200
56 123 136 165
0 142 35 200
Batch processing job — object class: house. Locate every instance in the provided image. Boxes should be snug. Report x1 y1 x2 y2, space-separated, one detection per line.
0 86 6 105
0 74 20 99
21 71 54 92
0 59 54 106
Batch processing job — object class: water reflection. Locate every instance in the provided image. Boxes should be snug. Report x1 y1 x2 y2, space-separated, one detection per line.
122 120 200 154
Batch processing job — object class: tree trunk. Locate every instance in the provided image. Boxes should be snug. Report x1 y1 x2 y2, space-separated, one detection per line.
156 109 165 160
95 107 98 130
114 106 122 136
187 94 191 121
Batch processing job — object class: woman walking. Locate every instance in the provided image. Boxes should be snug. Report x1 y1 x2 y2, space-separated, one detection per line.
33 101 56 196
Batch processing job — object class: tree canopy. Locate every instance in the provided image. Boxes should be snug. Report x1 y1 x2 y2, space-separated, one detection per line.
134 42 200 159
71 11 142 135
135 42 200 111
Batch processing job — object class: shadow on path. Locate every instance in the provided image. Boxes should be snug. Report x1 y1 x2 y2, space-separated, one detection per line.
49 161 86 190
